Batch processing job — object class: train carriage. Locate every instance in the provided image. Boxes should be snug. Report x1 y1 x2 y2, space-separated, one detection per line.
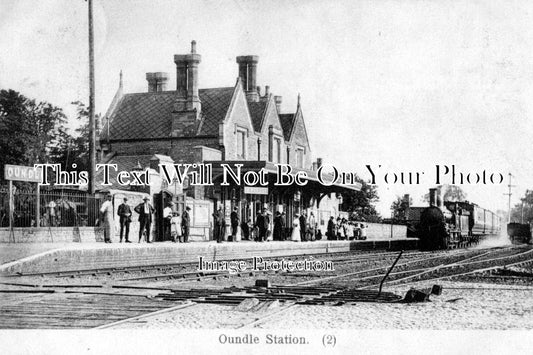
409 188 501 250
472 206 485 235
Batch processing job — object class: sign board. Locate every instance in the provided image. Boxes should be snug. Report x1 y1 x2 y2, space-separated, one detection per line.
244 186 268 195
4 164 43 183
194 203 210 227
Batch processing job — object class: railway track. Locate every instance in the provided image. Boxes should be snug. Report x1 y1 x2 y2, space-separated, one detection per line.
0 249 442 328
394 251 533 287
2 245 530 329
289 248 478 287
2 249 415 280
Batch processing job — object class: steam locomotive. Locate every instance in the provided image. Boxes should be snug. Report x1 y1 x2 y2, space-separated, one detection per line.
406 188 501 250
507 223 532 245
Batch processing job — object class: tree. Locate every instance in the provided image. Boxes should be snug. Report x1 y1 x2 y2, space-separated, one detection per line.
510 190 533 224
340 176 381 222
391 195 413 222
49 101 92 172
0 89 67 179
422 185 467 202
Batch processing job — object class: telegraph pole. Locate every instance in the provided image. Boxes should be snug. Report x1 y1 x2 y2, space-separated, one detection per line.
504 173 515 223
88 0 96 194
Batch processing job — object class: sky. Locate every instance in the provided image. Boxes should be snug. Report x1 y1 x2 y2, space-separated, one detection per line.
1 0 532 216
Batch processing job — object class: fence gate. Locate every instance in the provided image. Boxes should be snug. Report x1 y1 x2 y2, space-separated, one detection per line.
154 191 173 242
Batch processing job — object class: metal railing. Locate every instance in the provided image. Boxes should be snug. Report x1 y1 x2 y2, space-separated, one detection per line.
0 189 103 227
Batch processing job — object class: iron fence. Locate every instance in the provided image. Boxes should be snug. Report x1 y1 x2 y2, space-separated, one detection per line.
0 189 103 227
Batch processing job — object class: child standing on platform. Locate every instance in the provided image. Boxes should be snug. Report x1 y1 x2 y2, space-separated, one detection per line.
170 211 182 243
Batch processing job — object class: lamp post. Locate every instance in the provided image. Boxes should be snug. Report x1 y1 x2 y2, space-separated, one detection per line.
88 0 96 194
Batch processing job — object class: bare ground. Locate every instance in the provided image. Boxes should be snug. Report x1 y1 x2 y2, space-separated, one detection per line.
111 281 533 330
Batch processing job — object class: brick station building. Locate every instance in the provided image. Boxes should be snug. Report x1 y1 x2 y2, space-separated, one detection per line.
97 41 360 241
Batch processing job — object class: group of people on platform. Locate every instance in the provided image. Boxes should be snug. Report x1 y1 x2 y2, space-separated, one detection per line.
326 217 367 241
236 209 321 243
162 202 191 243
99 195 368 244
289 211 318 242
99 196 191 244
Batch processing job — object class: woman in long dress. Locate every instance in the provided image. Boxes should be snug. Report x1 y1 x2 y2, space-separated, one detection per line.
291 213 301 242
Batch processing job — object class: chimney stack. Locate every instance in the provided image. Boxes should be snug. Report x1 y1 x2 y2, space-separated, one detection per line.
146 72 169 92
174 40 201 112
429 188 437 207
317 158 323 168
264 86 270 97
236 55 259 102
274 96 282 112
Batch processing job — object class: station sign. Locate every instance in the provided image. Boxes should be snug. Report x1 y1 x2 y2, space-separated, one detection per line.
4 164 43 183
244 186 268 195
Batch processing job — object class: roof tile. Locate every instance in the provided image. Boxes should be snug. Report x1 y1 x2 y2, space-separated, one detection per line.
247 100 267 132
101 87 234 140
279 113 295 141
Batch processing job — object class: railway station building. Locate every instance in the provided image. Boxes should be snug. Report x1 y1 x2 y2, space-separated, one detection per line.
97 41 360 241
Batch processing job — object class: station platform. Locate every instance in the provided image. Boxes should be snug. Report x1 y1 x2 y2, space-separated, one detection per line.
0 238 418 275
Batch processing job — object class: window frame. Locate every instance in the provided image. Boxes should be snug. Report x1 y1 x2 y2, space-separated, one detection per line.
235 126 248 160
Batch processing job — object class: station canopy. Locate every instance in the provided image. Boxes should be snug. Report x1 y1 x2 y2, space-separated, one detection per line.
206 160 362 195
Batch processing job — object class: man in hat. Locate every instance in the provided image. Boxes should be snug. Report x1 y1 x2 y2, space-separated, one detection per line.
307 211 316 241
182 206 191 243
254 208 268 242
134 196 154 243
163 201 174 241
117 197 132 243
327 216 336 240
100 195 114 243
214 206 226 243
230 206 239 242
273 211 284 241
299 211 307 242
281 212 287 240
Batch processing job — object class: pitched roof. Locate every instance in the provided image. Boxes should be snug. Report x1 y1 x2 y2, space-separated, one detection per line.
278 113 296 141
100 85 300 142
197 87 234 135
247 100 268 132
101 87 234 140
